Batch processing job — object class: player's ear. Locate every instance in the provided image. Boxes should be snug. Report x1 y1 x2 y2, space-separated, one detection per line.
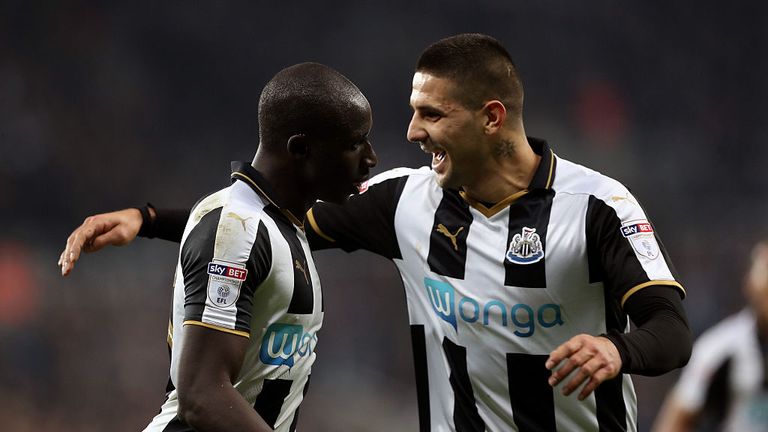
482 100 506 135
287 133 310 157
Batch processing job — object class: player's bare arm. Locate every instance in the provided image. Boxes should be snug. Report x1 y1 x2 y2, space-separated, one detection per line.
177 325 273 432
58 207 146 276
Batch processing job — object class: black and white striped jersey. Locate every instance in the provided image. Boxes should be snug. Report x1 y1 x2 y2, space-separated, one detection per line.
307 138 685 431
672 309 768 432
146 162 323 432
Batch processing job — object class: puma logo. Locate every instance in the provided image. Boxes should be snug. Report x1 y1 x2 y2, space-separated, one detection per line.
295 259 309 284
610 195 637 206
436 224 464 251
226 212 252 231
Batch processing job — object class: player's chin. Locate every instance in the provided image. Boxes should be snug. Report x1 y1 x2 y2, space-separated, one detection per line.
435 172 459 190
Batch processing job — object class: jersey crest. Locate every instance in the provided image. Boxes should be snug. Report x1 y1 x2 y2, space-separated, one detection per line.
506 227 544 265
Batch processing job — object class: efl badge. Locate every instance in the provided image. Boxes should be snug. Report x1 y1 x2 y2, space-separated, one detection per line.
620 221 659 260
207 260 248 308
506 227 544 265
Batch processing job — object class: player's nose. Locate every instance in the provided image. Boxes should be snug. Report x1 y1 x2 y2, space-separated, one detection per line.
363 140 377 168
407 113 427 144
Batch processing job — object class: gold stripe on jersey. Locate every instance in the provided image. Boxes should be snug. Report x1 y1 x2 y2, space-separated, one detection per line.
183 320 251 338
167 320 174 348
306 208 335 242
231 171 304 229
545 151 555 189
459 189 529 218
621 280 686 307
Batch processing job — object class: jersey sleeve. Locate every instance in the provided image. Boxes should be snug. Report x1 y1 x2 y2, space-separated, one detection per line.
306 169 410 259
179 207 271 337
585 191 685 306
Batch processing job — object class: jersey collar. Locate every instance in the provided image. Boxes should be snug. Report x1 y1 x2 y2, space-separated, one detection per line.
458 137 557 218
230 161 304 228
527 137 557 191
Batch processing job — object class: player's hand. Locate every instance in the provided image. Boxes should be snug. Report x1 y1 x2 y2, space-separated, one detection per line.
545 334 622 400
58 208 145 276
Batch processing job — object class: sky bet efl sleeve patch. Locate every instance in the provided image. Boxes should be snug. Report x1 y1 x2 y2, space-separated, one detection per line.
207 259 248 308
620 220 660 260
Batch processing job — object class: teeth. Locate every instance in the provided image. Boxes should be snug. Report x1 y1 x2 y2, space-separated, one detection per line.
436 152 446 161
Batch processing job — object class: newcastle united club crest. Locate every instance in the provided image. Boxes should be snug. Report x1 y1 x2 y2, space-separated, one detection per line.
506 227 544 265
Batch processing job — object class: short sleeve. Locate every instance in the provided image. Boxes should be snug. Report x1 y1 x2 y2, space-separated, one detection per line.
586 192 684 306
306 170 409 259
180 207 272 337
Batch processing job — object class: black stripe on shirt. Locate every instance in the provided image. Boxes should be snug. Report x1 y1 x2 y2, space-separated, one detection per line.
264 204 315 314
411 325 431 432
289 375 311 432
595 375 627 431
253 378 293 428
428 189 473 279
442 337 485 432
504 190 553 288
701 357 731 427
506 353 556 431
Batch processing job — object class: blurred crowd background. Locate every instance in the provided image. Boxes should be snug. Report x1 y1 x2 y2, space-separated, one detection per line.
1 1 767 431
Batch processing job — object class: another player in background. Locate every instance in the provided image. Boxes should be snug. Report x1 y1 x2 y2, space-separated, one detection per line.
653 240 768 432
63 63 377 432
61 34 691 431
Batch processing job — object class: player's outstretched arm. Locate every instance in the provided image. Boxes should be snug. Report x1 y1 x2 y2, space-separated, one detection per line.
58 208 145 276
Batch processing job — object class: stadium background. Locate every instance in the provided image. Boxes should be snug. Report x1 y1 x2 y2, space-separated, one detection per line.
1 1 766 430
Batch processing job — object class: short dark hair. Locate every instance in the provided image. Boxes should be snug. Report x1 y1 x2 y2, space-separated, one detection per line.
416 33 523 117
258 63 367 147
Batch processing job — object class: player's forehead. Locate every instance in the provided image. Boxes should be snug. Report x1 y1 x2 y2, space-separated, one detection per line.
409 71 461 109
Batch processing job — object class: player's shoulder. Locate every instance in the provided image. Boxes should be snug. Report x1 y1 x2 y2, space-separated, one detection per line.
186 182 277 244
696 309 755 349
688 309 755 366
366 166 431 188
552 155 632 202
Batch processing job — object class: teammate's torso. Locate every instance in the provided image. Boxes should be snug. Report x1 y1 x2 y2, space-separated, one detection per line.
147 166 323 432
392 165 637 431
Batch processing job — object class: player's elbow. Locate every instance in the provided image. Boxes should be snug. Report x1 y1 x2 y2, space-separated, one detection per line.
177 388 211 427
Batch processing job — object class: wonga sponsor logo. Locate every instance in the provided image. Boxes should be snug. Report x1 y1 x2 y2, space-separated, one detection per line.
259 323 318 367
424 277 564 337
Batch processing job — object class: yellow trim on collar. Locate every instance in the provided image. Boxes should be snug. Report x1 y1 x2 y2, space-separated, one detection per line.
231 171 304 229
459 189 529 218
183 320 250 339
621 280 686 307
545 151 555 189
306 208 335 242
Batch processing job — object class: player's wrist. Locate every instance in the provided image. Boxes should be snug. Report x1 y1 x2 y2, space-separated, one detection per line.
136 203 157 238
600 331 630 373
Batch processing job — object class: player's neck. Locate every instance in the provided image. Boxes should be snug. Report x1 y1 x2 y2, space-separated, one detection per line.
462 134 540 204
251 153 312 224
